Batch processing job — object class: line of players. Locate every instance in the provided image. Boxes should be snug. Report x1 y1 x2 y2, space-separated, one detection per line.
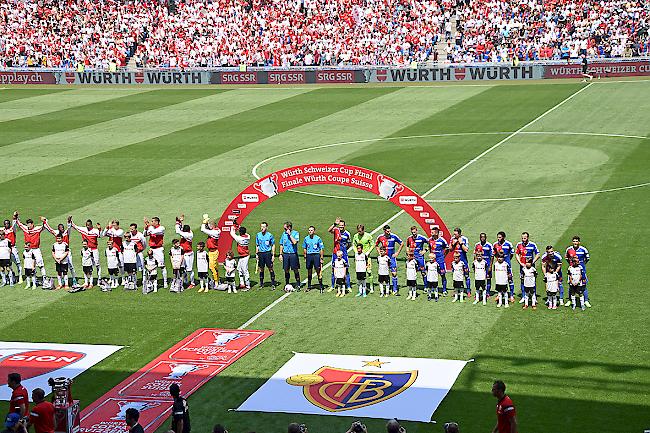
0 212 591 310
322 218 591 311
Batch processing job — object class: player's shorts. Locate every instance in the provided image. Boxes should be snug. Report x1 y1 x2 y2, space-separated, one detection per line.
108 268 118 276
305 253 321 270
31 248 44 267
406 279 416 287
258 251 273 268
198 272 208 279
435 259 446 274
55 262 68 274
546 290 558 298
453 280 464 289
426 280 438 289
378 274 389 284
282 253 299 271
525 285 536 295
183 252 194 272
475 280 486 290
414 255 425 271
226 276 235 283
148 272 158 281
24 268 35 277
151 247 165 267
335 277 346 287
495 283 508 293
356 271 366 281
569 284 584 296
124 263 136 273
0 259 10 268
83 266 93 275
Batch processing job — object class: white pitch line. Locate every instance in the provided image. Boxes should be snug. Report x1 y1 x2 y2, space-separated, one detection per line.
238 82 594 329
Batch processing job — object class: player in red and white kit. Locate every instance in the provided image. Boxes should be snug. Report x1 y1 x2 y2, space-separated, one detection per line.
128 223 146 281
492 380 518 433
41 217 77 285
102 220 124 284
14 212 47 281
70 217 102 279
175 215 195 288
144 216 167 288
2 218 22 283
231 220 251 290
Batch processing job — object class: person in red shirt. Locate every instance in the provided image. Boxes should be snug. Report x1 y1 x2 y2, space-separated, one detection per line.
28 388 54 433
7 373 29 416
492 380 518 433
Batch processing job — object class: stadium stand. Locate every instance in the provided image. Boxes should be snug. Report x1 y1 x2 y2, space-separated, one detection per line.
1 0 648 68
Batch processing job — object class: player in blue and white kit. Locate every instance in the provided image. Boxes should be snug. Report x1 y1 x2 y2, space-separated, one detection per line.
566 235 591 307
515 232 540 303
406 226 428 284
542 245 565 306
493 231 514 299
449 228 470 294
427 226 449 295
474 232 492 296
328 217 352 291
375 225 403 295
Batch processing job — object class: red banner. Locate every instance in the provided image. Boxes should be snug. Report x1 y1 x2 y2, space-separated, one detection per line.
0 71 57 85
80 329 272 433
315 70 355 83
544 61 650 78
216 164 452 267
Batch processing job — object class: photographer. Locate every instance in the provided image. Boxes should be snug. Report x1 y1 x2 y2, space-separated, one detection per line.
287 423 306 433
345 421 367 433
386 419 405 433
125 408 143 433
2 414 27 433
28 389 54 433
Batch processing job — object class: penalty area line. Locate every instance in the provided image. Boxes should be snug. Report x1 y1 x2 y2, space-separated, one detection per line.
237 82 594 329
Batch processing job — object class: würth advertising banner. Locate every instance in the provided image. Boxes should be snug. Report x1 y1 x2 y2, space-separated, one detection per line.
544 60 650 78
368 65 544 82
56 71 211 85
79 329 272 433
215 164 453 267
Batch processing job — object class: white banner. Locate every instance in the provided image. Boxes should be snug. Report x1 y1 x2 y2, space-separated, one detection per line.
0 342 122 400
237 353 468 422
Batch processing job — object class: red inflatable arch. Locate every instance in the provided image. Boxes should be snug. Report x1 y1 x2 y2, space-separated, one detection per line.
216 164 452 264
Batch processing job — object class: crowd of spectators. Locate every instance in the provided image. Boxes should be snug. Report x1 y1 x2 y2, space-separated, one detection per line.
1 0 648 69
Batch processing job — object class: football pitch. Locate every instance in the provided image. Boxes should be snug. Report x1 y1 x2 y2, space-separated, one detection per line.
1 80 649 433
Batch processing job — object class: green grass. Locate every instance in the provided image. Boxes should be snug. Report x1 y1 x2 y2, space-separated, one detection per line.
1 81 649 433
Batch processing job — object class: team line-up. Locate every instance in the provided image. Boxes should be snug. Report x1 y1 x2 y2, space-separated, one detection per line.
0 212 591 310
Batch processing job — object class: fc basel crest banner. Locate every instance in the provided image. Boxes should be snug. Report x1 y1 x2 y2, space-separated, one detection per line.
237 353 468 422
0 342 122 401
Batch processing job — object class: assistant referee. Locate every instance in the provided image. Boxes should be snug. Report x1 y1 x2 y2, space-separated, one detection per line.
255 222 277 289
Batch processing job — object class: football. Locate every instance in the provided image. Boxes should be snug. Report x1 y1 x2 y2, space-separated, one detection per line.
284 284 294 293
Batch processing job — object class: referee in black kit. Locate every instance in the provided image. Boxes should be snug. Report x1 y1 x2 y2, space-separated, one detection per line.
170 384 190 433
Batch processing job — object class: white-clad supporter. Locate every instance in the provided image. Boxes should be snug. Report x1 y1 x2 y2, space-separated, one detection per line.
105 239 121 289
3 219 22 283
376 246 391 297
0 231 14 287
230 221 251 290
128 223 146 278
169 238 185 285
473 253 488 305
70 217 102 279
42 217 77 285
144 249 160 293
22 243 37 289
80 240 95 288
102 220 124 283
144 216 167 288
493 254 512 308
195 242 209 292
14 212 47 280
175 216 195 288
51 234 70 290
425 253 440 301
122 232 139 288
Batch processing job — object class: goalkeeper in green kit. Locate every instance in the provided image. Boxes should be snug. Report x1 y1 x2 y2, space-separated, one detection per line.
352 224 374 293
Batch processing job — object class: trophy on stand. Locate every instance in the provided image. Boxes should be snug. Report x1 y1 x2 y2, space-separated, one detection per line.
49 377 80 433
